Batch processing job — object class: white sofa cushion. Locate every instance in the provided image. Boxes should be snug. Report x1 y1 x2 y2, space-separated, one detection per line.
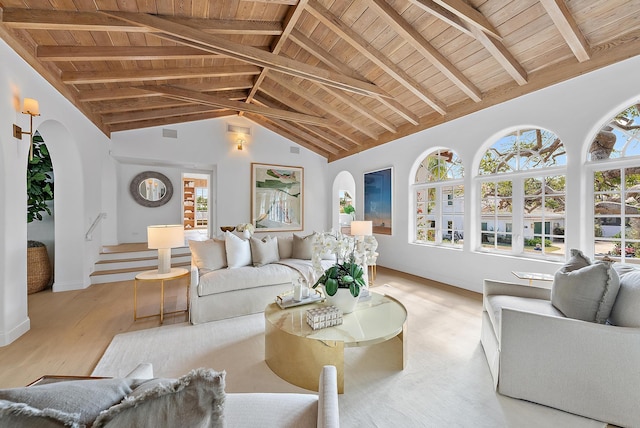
225 231 252 268
225 393 318 428
486 295 564 340
609 270 640 327
189 239 227 272
198 263 298 296
250 236 280 267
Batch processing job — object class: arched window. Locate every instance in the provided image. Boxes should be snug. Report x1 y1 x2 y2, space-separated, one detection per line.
589 103 640 263
478 128 566 258
414 149 464 246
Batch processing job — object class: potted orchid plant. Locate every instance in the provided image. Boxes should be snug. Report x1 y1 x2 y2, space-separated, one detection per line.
311 231 377 313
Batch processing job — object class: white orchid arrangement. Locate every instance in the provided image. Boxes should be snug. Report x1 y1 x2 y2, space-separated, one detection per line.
311 231 378 297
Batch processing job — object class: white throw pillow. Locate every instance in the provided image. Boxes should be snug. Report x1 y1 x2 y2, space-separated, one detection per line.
250 236 280 267
188 239 227 272
224 231 252 268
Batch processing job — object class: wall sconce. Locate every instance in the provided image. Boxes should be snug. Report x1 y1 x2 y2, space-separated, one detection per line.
236 137 245 151
12 98 40 161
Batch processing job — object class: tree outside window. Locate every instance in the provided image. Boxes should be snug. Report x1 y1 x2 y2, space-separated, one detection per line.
478 128 566 258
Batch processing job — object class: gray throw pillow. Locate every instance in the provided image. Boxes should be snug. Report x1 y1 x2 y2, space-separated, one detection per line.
0 399 81 428
93 368 226 428
188 239 227 271
0 378 135 427
278 236 294 259
292 233 316 260
551 251 620 323
609 270 640 327
250 236 280 267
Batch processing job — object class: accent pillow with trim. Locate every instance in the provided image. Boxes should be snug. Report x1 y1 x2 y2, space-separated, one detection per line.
0 399 81 428
250 236 280 267
92 368 226 428
188 239 227 272
224 231 252 268
292 233 316 260
0 378 136 427
551 249 620 323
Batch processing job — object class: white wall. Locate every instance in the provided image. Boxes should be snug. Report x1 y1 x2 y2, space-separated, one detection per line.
0 38 112 344
328 54 640 293
109 116 329 241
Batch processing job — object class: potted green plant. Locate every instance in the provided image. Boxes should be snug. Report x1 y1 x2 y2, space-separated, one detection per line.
26 134 53 293
311 232 376 313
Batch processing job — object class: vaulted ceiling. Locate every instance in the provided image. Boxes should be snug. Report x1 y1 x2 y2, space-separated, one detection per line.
1 1 640 161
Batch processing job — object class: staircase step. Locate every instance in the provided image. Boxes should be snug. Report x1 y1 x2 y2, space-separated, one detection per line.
91 242 192 285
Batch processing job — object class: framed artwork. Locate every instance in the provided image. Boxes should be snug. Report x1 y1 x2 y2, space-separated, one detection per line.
364 167 393 235
251 163 304 232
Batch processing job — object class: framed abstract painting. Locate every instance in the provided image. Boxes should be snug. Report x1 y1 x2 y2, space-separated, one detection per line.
251 163 304 232
364 167 393 235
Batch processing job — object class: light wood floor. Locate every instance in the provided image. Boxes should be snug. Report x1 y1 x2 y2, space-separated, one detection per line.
0 267 481 388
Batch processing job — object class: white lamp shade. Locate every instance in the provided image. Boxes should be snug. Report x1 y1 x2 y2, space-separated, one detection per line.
147 225 184 249
351 220 372 236
22 98 40 116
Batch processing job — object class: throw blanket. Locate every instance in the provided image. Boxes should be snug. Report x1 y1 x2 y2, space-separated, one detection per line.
274 258 335 285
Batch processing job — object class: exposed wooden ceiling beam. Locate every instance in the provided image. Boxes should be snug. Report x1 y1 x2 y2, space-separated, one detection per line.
307 0 447 115
101 11 387 98
91 90 247 113
253 94 355 152
0 8 282 35
470 26 528 85
258 81 367 145
368 0 482 102
78 79 255 102
62 65 261 84
321 85 397 134
289 29 419 125
103 104 226 124
37 45 222 61
265 73 379 140
109 111 234 133
431 0 501 39
143 85 333 127
244 0 308 108
539 0 591 62
409 0 527 85
245 113 330 159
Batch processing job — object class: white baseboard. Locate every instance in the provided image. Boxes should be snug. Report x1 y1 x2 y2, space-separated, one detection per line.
53 280 89 292
0 317 30 347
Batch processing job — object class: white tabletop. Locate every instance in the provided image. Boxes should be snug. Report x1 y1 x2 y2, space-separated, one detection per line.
135 267 189 281
265 292 407 348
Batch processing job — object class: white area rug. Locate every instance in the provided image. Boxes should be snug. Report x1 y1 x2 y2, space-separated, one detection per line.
93 284 605 428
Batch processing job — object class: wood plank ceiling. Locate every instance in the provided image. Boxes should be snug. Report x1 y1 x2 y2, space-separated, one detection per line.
1 0 640 161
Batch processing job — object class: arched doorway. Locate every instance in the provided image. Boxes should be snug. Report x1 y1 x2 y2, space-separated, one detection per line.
332 171 356 232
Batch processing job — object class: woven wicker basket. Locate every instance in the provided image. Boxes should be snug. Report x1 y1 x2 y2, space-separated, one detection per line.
27 246 51 294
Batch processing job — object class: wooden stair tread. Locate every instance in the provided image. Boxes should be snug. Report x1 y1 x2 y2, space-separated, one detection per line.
100 243 189 254
90 261 191 276
95 252 191 264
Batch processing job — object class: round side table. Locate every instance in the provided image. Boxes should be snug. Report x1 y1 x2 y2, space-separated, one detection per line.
134 267 189 323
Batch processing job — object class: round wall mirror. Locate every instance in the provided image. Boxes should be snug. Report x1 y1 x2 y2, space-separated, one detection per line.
130 171 173 207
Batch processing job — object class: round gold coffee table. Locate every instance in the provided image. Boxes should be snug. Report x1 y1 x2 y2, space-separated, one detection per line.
264 292 407 393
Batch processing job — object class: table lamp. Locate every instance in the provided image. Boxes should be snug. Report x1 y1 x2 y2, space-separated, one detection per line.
147 225 184 274
350 220 372 238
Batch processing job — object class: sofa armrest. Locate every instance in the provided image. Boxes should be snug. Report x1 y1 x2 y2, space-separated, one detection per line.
499 307 640 426
317 366 339 428
124 363 154 379
483 279 551 301
190 264 199 288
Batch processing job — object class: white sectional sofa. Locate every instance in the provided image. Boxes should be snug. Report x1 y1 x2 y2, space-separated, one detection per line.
188 232 333 324
481 251 640 427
